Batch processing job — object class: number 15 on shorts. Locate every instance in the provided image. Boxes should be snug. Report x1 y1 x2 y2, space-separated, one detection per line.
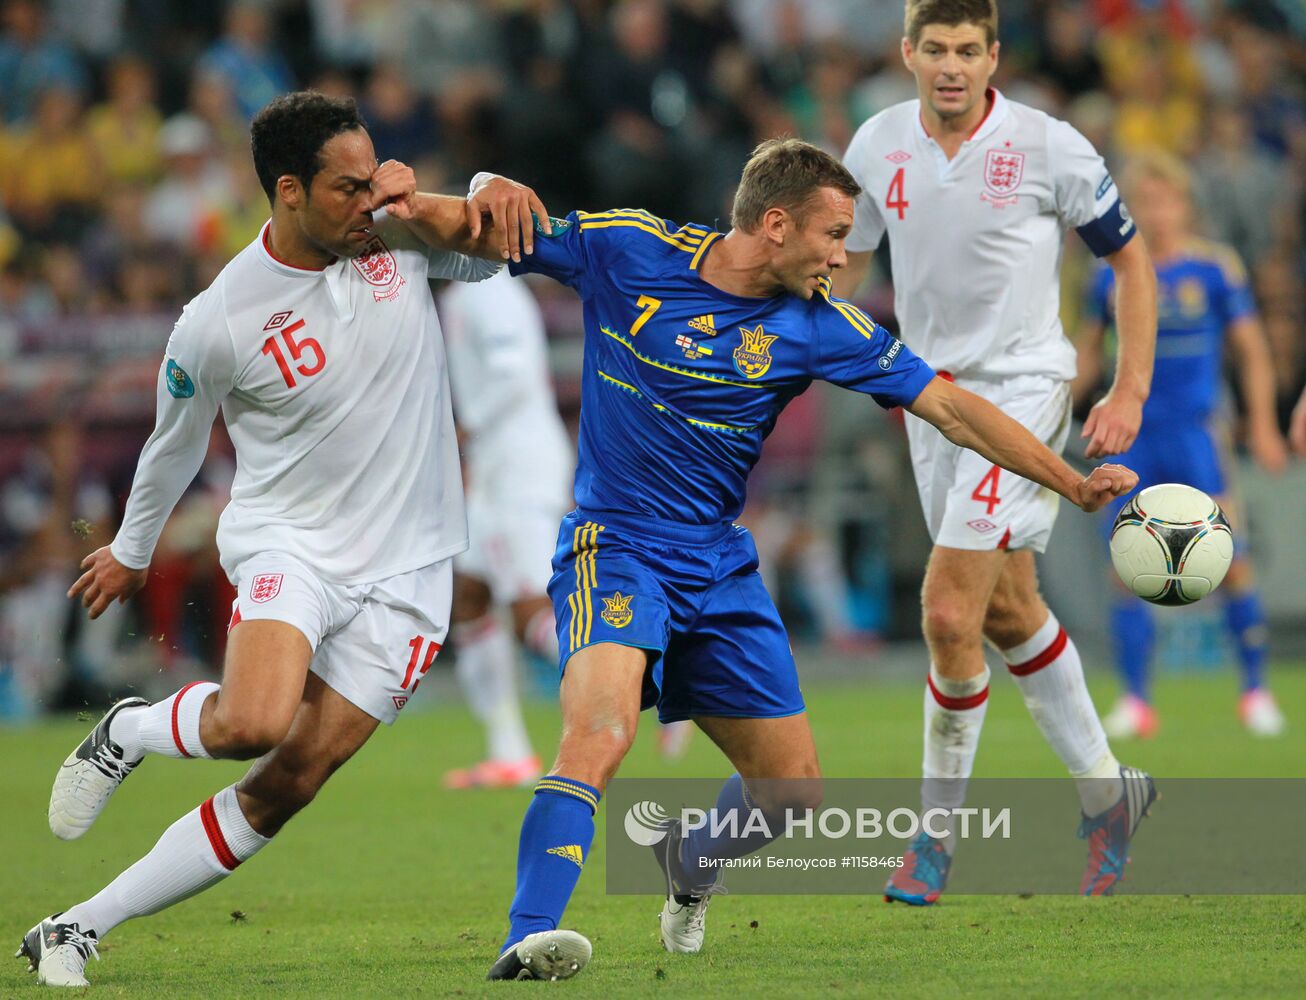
401 635 442 693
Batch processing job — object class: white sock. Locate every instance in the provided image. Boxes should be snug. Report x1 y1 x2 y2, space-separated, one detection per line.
110 682 219 760
1002 613 1121 814
921 665 990 853
61 784 269 938
521 606 559 663
453 617 533 763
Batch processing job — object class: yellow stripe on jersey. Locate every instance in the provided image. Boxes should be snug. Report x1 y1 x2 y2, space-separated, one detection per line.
579 208 706 240
597 369 759 435
578 209 706 253
689 232 722 270
578 219 703 253
816 278 876 340
568 521 604 651
600 326 767 389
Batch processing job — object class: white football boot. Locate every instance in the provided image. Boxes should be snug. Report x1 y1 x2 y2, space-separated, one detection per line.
486 930 592 981
1240 689 1286 737
49 696 149 840
16 915 100 987
652 819 727 954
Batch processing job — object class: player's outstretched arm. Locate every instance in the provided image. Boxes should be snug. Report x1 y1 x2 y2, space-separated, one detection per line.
1081 235 1156 459
68 547 149 620
1227 316 1289 474
369 160 550 263
906 376 1137 513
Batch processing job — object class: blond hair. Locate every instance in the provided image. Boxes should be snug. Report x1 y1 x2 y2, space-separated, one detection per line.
1120 149 1193 202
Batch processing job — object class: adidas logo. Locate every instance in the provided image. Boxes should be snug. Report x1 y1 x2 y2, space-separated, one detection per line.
688 314 717 336
546 844 585 869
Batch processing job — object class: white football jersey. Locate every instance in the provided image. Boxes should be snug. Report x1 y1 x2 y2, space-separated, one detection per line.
844 89 1135 381
439 269 572 506
111 211 499 585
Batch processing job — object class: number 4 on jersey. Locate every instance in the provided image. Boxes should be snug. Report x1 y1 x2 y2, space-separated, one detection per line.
886 168 909 220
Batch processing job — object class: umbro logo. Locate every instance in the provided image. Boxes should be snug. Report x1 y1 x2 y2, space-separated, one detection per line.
688 314 717 336
393 695 408 710
967 518 999 533
885 150 911 164
546 844 584 868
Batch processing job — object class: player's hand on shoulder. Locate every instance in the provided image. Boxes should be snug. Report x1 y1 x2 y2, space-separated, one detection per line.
466 173 551 263
1080 388 1143 459
1074 463 1138 513
369 159 419 220
67 546 149 620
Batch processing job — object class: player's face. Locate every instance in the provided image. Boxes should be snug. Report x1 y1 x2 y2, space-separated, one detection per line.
775 187 854 300
1126 174 1189 244
903 23 998 122
298 127 382 258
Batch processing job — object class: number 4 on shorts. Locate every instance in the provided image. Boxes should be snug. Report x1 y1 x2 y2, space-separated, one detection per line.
972 465 1001 516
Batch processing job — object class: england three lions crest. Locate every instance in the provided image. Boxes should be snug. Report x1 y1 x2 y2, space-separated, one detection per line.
352 236 406 300
982 149 1025 207
732 324 779 379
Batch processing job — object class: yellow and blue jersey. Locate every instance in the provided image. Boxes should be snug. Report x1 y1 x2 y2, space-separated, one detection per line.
509 209 934 526
1088 239 1256 425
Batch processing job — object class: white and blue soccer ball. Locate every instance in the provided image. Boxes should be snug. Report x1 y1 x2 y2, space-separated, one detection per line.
1109 483 1233 606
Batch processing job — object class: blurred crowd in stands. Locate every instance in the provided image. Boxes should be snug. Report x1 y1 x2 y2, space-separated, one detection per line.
0 0 1301 715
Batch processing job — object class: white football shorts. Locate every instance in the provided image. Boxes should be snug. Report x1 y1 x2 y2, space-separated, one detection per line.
905 373 1072 553
229 552 452 724
455 438 571 602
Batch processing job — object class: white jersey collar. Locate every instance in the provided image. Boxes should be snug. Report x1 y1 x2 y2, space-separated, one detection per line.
257 221 335 279
914 88 1010 146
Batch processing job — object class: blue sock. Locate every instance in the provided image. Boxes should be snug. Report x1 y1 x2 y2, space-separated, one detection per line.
1110 597 1154 701
679 773 781 893
502 777 600 953
1223 589 1268 692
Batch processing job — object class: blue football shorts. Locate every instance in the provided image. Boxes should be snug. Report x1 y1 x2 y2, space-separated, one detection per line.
1105 419 1229 533
547 508 806 724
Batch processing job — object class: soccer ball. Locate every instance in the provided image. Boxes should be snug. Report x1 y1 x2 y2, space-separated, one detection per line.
1109 484 1233 606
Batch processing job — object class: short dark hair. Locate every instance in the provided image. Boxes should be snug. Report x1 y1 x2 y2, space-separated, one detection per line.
250 91 367 203
905 0 999 47
731 138 861 233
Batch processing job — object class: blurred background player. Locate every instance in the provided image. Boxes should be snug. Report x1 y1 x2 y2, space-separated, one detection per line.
439 268 572 789
1076 149 1289 739
835 0 1158 904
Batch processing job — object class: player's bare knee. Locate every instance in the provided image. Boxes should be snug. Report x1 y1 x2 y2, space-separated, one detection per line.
921 601 980 652
205 711 290 760
747 775 824 816
1223 557 1253 592
556 723 634 787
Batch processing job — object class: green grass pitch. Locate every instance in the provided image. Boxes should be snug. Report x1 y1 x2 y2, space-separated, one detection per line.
2 665 1303 998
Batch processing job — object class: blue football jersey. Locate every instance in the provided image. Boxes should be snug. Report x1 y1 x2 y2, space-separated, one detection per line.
1088 239 1256 423
510 209 934 525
